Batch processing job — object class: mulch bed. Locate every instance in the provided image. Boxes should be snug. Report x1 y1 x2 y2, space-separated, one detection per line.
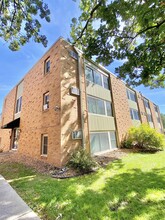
0 149 130 179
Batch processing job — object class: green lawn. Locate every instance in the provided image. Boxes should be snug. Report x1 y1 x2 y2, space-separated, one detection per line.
0 151 165 220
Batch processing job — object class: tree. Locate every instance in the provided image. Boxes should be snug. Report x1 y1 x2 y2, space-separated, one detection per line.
161 113 165 128
0 0 50 50
71 0 165 88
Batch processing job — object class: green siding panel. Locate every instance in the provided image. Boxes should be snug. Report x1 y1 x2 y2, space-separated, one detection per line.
88 114 116 131
86 82 111 101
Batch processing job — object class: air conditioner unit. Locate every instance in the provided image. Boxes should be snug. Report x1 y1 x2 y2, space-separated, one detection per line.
70 87 80 96
72 130 82 139
43 104 48 110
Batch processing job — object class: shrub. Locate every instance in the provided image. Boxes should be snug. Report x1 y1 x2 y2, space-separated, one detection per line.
68 148 97 173
121 124 165 152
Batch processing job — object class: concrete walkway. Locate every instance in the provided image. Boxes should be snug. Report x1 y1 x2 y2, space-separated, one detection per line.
0 175 40 220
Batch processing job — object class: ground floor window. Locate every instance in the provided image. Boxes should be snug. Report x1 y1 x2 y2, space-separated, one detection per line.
41 134 48 155
90 131 117 154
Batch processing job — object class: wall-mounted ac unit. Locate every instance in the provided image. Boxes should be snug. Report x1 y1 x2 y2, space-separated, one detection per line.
70 87 80 96
72 130 82 139
43 104 48 110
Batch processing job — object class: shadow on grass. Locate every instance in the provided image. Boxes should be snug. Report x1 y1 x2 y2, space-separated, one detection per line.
5 158 164 220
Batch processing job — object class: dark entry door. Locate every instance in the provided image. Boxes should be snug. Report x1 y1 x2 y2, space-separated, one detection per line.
12 128 19 149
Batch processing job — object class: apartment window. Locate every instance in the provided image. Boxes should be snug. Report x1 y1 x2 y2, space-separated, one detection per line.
130 108 140 120
94 71 102 86
147 114 153 123
86 67 93 82
144 99 150 109
15 96 22 113
41 134 48 155
127 89 136 102
106 101 113 116
154 105 158 113
85 66 110 90
43 92 49 110
90 131 117 154
103 75 109 89
87 96 112 116
44 58 50 74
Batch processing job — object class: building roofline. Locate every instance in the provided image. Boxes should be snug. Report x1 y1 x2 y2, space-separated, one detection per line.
5 37 159 107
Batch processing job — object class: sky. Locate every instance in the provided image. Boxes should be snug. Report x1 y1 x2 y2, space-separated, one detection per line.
0 0 164 114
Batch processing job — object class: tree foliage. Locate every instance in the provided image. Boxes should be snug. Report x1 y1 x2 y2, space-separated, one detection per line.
121 124 165 152
0 0 50 50
71 0 165 88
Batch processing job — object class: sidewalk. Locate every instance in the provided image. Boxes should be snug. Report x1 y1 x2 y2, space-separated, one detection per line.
0 175 40 220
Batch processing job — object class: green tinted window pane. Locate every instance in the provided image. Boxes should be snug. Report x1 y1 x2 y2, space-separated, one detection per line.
103 75 109 89
94 71 102 86
106 101 112 116
97 99 105 115
87 97 97 114
110 131 117 149
85 67 93 82
90 133 100 154
100 133 110 151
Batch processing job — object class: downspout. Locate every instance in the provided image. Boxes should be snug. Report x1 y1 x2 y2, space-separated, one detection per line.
74 47 85 148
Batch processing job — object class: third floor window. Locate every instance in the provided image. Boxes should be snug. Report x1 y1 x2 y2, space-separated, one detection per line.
127 89 136 102
85 66 109 90
44 58 50 74
15 96 22 113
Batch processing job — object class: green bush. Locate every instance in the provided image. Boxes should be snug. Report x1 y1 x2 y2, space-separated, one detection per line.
121 124 165 152
68 148 97 173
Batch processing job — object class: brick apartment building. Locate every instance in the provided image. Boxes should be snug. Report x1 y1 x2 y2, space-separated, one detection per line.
0 38 163 167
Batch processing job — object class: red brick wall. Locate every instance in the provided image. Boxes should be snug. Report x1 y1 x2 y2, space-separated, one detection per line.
60 41 82 165
18 40 62 166
110 75 132 143
0 88 16 151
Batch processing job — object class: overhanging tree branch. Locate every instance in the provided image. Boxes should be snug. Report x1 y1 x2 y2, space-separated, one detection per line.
73 1 102 44
133 19 165 39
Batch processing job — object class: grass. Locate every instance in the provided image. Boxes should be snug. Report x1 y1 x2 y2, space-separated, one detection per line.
0 151 165 220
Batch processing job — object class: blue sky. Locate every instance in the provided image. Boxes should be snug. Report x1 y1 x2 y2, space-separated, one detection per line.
0 0 164 114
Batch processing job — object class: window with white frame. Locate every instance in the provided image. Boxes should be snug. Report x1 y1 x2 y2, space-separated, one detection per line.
130 108 140 120
41 134 48 155
85 66 109 90
43 92 49 110
44 58 50 74
90 131 117 154
15 96 22 113
147 114 153 123
87 96 113 116
127 89 136 102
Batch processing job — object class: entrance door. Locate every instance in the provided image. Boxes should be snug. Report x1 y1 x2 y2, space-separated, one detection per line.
12 128 19 149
